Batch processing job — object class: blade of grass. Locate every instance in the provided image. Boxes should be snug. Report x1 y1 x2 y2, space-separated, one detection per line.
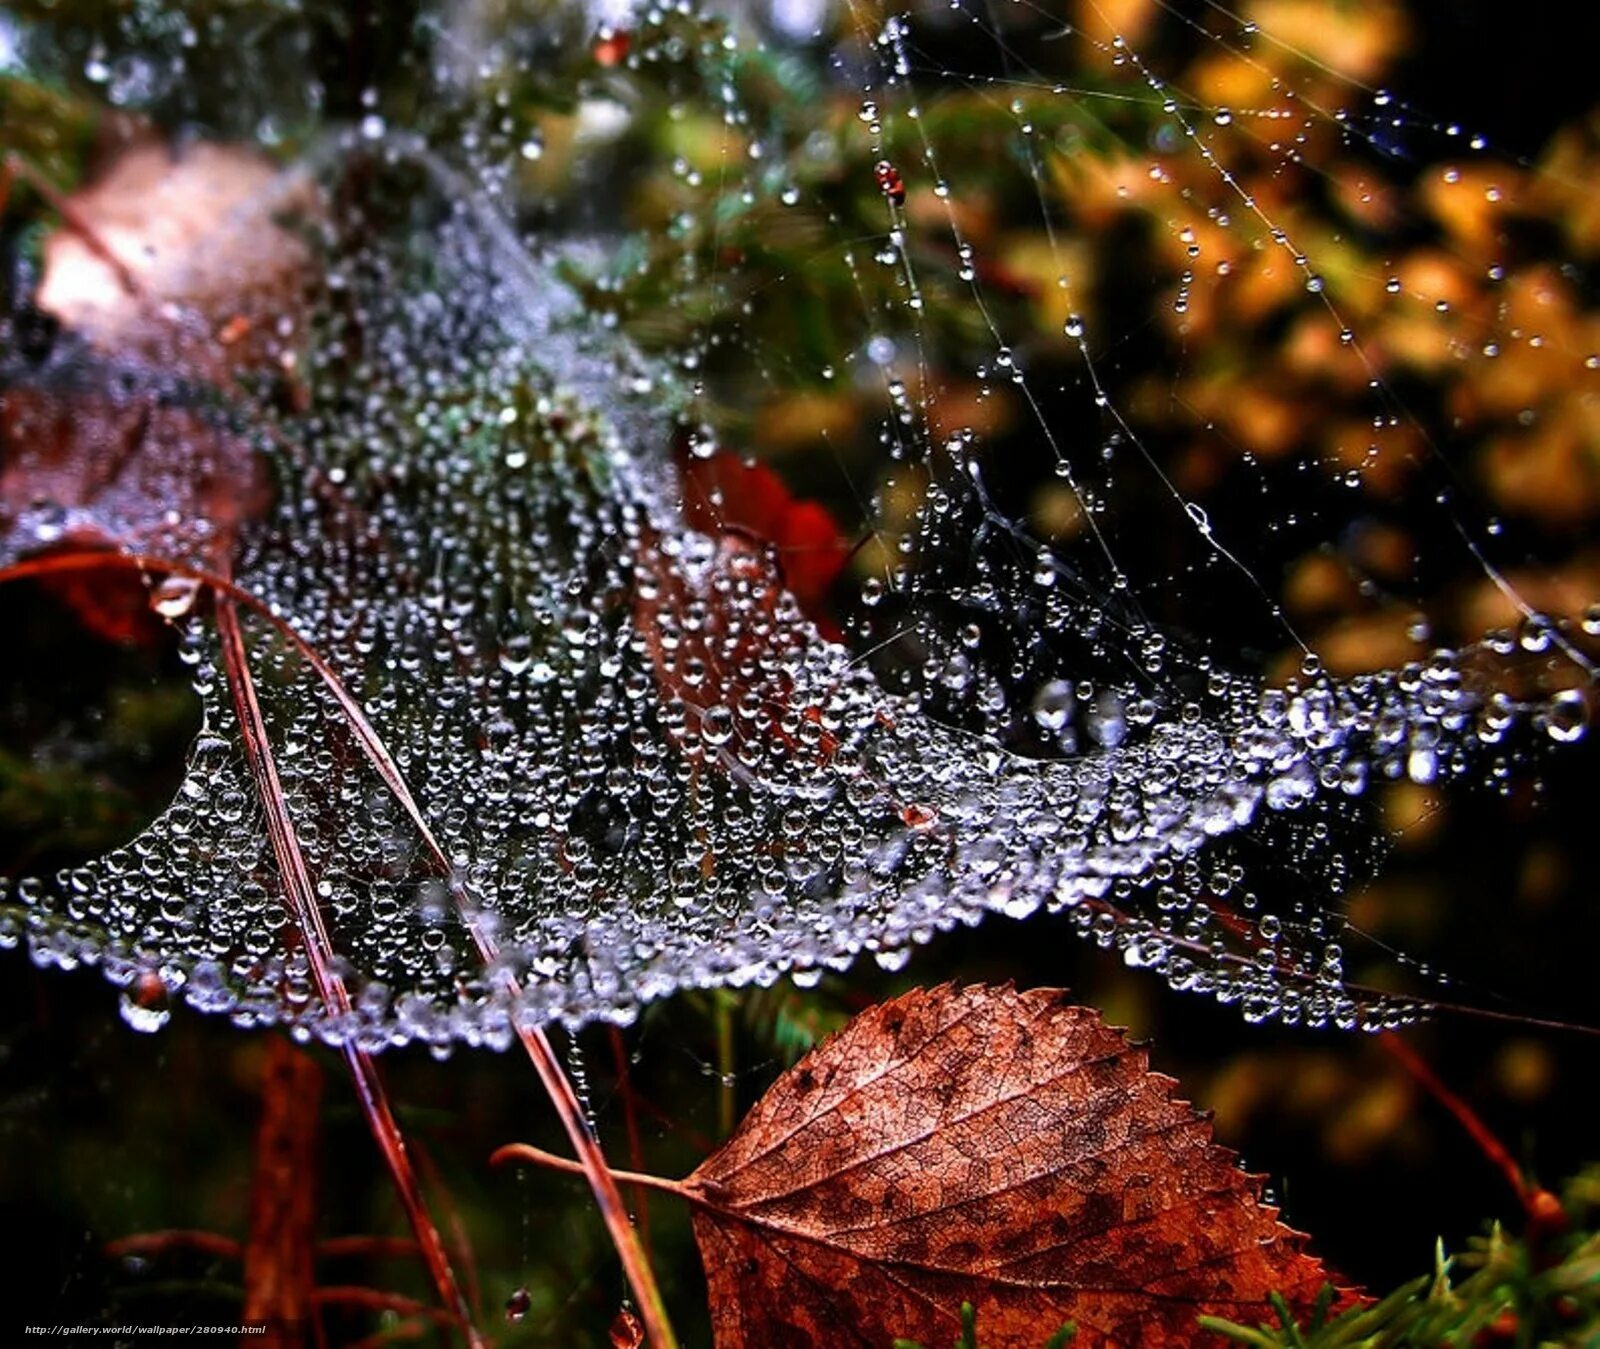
1 544 680 1347
214 591 481 1347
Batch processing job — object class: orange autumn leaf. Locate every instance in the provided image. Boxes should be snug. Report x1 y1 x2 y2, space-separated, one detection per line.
499 984 1353 1347
682 983 1351 1347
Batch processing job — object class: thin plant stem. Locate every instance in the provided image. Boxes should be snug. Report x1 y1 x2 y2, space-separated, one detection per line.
0 546 681 1346
215 593 482 1347
1378 1032 1538 1219
714 992 736 1139
609 1026 653 1249
490 1143 685 1199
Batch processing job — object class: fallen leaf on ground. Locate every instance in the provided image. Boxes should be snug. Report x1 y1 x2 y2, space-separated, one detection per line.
35 137 315 380
2 136 310 637
686 983 1350 1346
497 983 1353 1346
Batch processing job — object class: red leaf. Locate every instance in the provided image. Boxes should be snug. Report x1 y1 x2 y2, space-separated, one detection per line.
679 449 849 625
681 984 1353 1347
2 139 305 636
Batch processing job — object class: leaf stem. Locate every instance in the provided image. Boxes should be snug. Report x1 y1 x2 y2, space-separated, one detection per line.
489 1143 687 1199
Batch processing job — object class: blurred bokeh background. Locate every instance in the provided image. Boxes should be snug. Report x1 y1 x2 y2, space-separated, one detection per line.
3 0 1599 1342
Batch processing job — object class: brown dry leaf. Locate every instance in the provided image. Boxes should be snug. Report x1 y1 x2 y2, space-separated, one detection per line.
684 983 1347 1348
2 137 315 630
35 137 316 381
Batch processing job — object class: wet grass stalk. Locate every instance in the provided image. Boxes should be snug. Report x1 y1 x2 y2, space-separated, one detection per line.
1378 1031 1567 1233
214 591 483 1346
241 1037 323 1343
0 550 677 1346
609 1025 653 1249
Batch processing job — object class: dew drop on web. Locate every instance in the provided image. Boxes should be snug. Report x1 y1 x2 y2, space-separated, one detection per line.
0 0 1592 1049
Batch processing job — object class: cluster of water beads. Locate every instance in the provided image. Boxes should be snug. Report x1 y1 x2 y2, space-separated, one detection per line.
0 129 1580 1056
1 17 1593 1051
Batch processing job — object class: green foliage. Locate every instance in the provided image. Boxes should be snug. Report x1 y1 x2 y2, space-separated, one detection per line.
0 74 103 190
1204 1168 1600 1346
739 980 851 1066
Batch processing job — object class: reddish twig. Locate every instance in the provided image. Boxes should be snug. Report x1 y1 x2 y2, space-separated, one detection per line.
242 1037 324 1343
315 1237 421 1262
1066 889 1600 1038
608 1026 652 1249
1378 1031 1559 1229
501 1023 677 1347
0 545 679 1346
490 1144 684 1199
209 585 679 1347
2 151 145 298
105 1230 244 1263
214 591 481 1347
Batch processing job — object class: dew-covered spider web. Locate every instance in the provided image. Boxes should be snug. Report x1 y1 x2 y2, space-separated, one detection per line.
0 0 1594 1049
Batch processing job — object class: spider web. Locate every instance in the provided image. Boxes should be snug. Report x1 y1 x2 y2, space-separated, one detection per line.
0 0 1592 1048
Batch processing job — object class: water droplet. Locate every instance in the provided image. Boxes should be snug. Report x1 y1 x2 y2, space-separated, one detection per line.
118 972 171 1034
1545 690 1588 744
700 705 736 747
150 577 202 620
